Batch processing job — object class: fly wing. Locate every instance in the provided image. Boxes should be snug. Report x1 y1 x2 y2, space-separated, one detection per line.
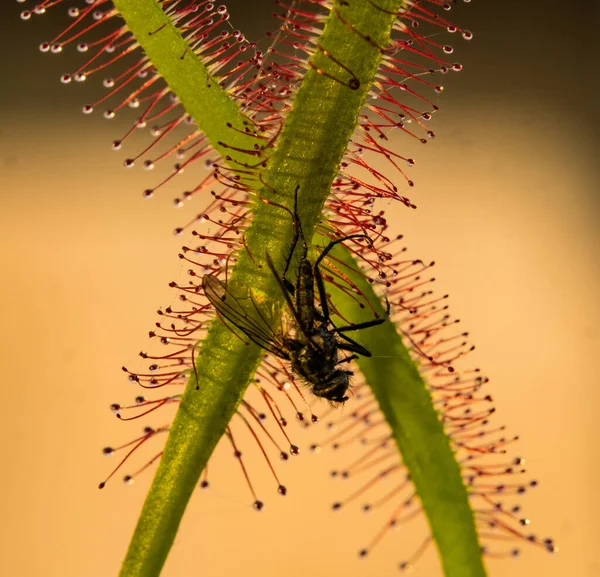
202 274 289 360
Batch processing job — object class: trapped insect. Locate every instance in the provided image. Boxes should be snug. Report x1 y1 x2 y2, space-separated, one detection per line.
203 186 389 403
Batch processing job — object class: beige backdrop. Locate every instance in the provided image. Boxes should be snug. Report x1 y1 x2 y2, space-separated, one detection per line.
0 1 598 576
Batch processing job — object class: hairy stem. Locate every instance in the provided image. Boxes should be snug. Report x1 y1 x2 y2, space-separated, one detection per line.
112 1 485 576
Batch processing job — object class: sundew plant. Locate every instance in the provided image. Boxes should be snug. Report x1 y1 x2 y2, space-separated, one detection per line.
18 1 556 577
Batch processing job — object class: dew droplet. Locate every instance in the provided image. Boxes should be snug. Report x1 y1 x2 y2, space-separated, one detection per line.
519 518 530 526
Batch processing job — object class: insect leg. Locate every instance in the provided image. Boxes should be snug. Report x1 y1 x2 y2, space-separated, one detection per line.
313 233 373 324
337 339 372 357
313 234 373 269
265 252 306 333
282 185 303 294
334 297 391 333
337 354 359 364
313 259 332 324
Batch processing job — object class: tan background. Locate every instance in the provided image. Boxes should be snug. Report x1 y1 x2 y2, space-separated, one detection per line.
0 1 598 576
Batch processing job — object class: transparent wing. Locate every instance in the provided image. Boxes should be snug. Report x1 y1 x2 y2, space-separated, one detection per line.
202 274 289 359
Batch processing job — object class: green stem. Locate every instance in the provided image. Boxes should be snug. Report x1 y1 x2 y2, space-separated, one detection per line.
111 1 486 576
323 237 486 577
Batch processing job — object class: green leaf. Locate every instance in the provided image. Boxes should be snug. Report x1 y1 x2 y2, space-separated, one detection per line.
321 237 486 577
110 1 486 577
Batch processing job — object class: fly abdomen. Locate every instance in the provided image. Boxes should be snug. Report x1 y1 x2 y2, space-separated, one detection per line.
296 258 316 331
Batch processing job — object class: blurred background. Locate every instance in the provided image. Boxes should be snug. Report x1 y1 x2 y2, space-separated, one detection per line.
0 1 598 576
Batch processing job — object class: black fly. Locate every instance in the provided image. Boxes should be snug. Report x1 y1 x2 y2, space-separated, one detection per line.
202 186 389 403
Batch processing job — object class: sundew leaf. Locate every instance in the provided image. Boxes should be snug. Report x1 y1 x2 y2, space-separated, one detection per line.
109 1 485 576
111 0 260 167
320 236 486 577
